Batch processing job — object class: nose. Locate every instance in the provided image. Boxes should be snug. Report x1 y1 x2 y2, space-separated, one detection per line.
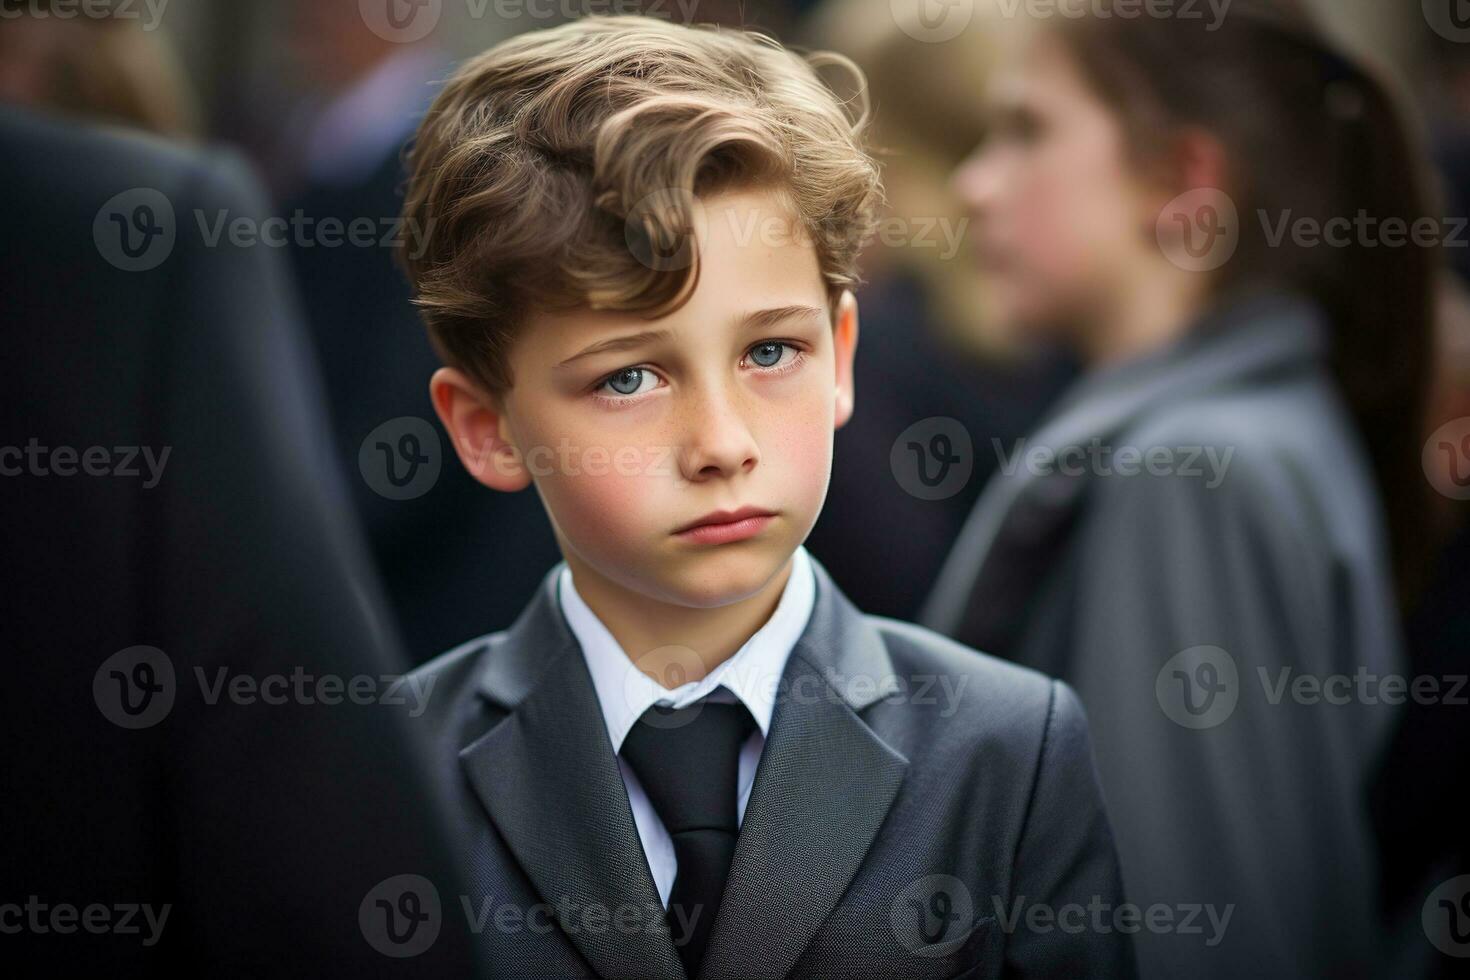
674 379 759 483
951 147 1001 219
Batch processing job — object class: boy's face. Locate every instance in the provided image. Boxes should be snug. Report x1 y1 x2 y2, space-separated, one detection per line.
434 186 859 609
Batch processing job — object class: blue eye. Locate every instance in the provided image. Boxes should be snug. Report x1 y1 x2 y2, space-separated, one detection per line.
599 367 654 397
749 342 785 368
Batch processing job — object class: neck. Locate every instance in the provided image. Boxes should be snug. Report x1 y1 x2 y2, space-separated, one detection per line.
1080 265 1211 367
562 552 796 688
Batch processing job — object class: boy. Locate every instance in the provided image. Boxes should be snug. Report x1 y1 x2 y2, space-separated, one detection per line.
399 16 1133 979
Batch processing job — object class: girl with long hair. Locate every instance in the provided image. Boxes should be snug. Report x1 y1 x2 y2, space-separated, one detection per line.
922 2 1436 976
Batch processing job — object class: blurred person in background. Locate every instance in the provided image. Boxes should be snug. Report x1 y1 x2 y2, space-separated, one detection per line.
0 0 198 137
1365 24 1470 980
223 0 562 661
798 0 1074 619
920 0 1436 976
1370 269 1470 978
1368 34 1470 942
1420 27 1470 286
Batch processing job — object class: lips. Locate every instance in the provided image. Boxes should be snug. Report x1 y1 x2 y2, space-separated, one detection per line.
672 506 778 545
673 506 777 534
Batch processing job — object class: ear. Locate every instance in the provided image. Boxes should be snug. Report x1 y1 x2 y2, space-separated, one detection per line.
429 367 532 492
831 289 860 430
1155 125 1230 205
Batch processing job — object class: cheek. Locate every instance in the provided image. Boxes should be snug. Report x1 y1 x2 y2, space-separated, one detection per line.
1012 143 1140 291
757 376 835 514
532 441 671 548
1019 159 1096 266
512 408 671 548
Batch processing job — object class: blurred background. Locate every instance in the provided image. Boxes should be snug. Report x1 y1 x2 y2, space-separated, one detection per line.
3 0 1468 977
0 0 1439 649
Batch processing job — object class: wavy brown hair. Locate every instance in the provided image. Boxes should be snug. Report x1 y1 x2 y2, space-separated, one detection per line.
398 14 883 394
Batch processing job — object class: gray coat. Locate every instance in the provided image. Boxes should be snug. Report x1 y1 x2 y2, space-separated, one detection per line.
408 555 1137 979
921 289 1403 980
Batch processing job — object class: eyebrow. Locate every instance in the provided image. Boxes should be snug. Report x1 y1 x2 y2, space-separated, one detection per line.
555 304 828 368
556 330 672 368
740 304 828 333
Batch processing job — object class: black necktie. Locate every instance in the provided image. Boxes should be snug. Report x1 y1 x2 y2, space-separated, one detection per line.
619 698 756 979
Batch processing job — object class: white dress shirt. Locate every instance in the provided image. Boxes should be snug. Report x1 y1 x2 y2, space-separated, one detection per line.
556 546 816 908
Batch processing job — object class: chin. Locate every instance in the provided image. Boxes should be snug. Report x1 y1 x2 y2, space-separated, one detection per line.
987 292 1068 344
658 543 792 609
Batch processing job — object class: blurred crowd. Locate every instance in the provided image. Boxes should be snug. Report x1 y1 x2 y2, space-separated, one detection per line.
3 0 1468 977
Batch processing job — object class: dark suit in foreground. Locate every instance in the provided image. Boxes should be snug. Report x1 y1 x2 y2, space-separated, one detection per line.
0 107 477 977
409 555 1136 980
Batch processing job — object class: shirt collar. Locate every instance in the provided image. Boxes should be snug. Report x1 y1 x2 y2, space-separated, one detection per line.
558 546 816 753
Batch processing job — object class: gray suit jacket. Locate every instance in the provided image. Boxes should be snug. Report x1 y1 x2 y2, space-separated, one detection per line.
408 555 1137 979
921 289 1403 979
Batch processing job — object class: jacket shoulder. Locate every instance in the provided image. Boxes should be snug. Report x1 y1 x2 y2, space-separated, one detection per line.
406 631 506 732
869 615 1053 692
411 631 493 679
859 616 1100 837
864 615 1080 742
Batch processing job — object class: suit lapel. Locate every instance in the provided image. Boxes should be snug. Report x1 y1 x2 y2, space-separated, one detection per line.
459 568 686 980
698 558 909 980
